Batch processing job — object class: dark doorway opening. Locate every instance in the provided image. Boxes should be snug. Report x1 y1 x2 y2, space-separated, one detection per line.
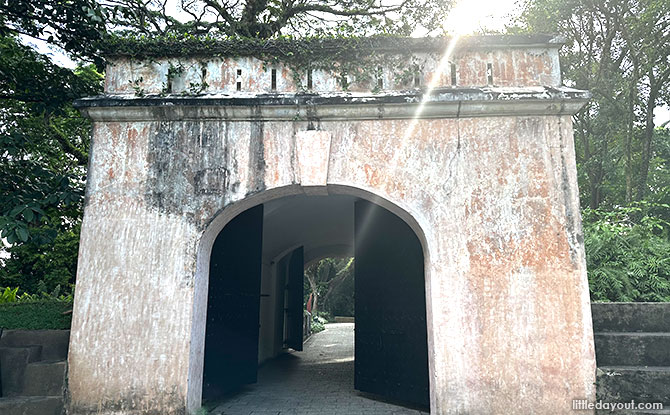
202 195 430 410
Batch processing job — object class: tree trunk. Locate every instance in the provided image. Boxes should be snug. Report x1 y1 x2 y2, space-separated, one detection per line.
305 273 319 317
636 71 658 201
625 77 636 203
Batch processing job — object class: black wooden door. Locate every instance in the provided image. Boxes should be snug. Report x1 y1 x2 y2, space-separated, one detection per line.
354 200 430 407
285 246 304 351
203 204 264 397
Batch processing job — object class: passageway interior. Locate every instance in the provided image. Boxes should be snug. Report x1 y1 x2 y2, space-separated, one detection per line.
202 194 430 413
210 323 429 415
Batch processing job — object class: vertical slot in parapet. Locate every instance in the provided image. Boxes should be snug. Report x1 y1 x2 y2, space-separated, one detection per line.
341 71 349 90
376 66 383 90
236 69 242 91
271 68 277 91
450 62 457 86
307 68 313 90
486 63 493 85
413 65 421 88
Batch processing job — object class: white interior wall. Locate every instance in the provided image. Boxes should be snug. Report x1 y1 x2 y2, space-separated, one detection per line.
256 194 357 363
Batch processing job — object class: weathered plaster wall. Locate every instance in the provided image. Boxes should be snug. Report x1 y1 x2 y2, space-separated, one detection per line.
104 47 561 96
70 36 594 415
69 114 595 415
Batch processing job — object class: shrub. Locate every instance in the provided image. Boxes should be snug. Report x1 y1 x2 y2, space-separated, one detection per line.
584 202 670 302
314 311 331 323
0 286 19 303
0 285 73 329
311 320 325 333
0 299 73 329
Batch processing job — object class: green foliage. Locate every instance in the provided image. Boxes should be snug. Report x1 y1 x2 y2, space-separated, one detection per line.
97 0 452 40
0 0 107 62
584 202 670 302
311 320 325 334
518 0 670 302
0 299 73 329
0 286 19 304
315 311 332 322
515 0 670 209
0 36 102 245
0 284 74 303
304 257 354 317
0 215 82 296
0 284 74 330
0 34 101 294
102 34 423 59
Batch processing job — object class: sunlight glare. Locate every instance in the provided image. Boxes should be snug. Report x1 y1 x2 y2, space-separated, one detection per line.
444 0 519 35
398 0 509 152
399 35 460 144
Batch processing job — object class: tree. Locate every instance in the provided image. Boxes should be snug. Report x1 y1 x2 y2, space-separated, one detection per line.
304 257 354 318
516 0 670 302
0 0 107 62
516 0 670 209
0 35 103 293
101 0 452 38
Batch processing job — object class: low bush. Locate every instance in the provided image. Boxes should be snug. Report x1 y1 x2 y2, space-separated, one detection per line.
584 202 670 302
311 320 325 333
0 299 73 329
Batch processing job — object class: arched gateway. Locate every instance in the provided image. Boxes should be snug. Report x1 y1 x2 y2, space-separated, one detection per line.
69 35 596 414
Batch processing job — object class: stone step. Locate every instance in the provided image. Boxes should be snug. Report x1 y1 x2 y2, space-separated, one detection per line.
592 303 670 333
597 366 670 406
0 330 70 361
595 333 670 366
21 361 66 397
0 396 63 415
0 346 43 397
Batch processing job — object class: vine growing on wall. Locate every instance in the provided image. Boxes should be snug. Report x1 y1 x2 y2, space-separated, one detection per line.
107 34 443 95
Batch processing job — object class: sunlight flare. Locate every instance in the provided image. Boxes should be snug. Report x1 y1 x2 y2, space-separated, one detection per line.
400 34 460 144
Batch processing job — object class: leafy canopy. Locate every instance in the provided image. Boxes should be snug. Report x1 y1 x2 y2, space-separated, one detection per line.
518 0 670 302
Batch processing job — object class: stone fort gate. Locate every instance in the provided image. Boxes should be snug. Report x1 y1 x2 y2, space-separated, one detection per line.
70 35 596 414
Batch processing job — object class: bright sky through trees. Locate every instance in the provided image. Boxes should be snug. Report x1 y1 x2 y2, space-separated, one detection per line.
442 0 520 34
16 0 670 124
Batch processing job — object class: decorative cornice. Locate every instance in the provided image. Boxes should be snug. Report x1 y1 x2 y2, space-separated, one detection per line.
75 86 590 122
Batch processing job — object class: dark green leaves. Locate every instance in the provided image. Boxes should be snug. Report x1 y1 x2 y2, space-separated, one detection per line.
0 0 107 62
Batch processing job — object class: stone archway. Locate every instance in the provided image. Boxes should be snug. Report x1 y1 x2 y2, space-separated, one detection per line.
195 190 431 409
68 35 596 415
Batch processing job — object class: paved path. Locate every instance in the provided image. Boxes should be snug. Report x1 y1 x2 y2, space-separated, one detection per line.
210 323 429 415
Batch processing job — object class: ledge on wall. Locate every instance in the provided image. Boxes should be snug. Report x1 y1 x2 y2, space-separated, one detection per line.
74 86 591 121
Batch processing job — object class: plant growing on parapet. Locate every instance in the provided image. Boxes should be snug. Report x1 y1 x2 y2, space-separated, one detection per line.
110 35 440 95
162 61 185 94
188 81 210 95
128 76 145 96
